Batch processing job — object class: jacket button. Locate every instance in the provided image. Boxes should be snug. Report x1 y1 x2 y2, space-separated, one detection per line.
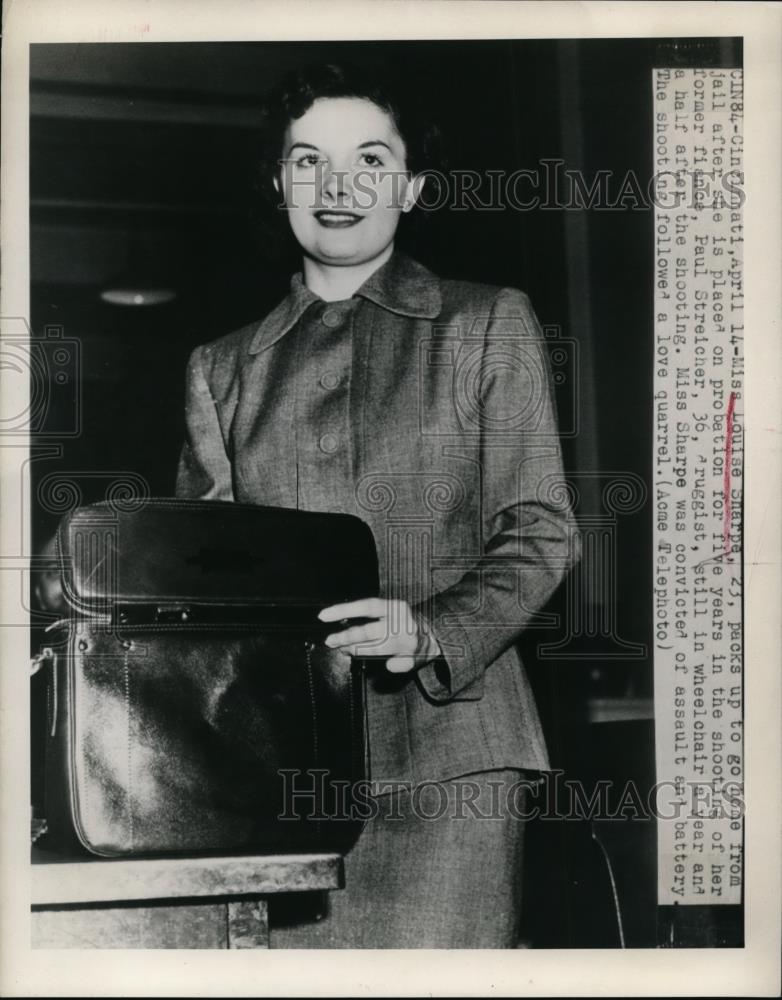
321 307 345 328
319 433 339 453
320 371 341 390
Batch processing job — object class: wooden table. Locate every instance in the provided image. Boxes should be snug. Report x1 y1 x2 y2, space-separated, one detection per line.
31 847 343 948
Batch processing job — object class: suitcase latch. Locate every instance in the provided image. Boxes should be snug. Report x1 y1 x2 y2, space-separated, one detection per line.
154 604 192 624
30 646 55 676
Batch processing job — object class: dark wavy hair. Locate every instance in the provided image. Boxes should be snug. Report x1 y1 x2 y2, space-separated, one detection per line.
252 61 445 261
258 61 443 191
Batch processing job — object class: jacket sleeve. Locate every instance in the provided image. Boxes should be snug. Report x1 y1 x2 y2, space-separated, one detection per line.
414 287 580 702
175 345 235 501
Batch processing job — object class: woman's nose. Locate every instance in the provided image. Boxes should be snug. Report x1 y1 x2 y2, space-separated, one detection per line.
321 164 353 203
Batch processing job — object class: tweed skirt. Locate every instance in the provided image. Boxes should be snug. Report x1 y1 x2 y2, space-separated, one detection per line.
269 768 531 949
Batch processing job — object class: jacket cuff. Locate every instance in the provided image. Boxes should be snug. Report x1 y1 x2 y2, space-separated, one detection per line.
413 599 486 703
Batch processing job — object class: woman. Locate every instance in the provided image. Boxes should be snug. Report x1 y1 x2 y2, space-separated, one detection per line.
176 62 579 948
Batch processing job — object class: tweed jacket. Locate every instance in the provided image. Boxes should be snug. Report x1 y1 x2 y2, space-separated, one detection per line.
176 252 579 786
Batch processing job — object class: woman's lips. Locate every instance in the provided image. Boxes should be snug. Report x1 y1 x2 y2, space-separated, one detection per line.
314 210 363 228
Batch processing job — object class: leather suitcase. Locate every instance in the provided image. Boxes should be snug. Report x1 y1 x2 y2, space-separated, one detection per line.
36 498 378 858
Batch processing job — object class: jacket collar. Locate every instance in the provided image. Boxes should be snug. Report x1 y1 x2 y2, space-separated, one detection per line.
248 251 442 355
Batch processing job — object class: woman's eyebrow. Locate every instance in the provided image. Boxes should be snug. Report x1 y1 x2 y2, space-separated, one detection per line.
284 139 393 157
357 140 392 151
285 141 320 156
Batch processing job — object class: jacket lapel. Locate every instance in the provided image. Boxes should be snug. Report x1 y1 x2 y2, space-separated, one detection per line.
248 252 442 356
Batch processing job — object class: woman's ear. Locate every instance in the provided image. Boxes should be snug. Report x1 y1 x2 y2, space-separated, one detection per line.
402 173 427 213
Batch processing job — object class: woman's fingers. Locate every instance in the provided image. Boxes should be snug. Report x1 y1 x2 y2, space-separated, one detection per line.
341 638 417 658
34 573 65 613
318 598 385 622
324 619 386 649
318 597 433 671
326 624 417 658
386 655 416 674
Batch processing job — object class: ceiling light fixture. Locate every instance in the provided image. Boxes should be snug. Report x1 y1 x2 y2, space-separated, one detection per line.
100 287 177 307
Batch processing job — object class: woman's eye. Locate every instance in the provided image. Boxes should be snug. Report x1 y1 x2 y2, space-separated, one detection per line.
360 152 385 167
295 153 324 168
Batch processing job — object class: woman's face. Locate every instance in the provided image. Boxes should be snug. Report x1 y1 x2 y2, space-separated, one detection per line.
277 96 417 270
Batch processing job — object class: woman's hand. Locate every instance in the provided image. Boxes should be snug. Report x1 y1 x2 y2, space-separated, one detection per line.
318 598 442 674
34 535 65 613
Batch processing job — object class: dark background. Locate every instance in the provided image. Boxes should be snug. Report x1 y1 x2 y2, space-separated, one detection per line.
29 37 742 947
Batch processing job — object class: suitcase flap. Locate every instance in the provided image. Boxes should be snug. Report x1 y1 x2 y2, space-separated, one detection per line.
56 499 379 621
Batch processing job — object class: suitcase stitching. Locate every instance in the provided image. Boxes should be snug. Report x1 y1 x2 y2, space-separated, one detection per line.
123 642 134 850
